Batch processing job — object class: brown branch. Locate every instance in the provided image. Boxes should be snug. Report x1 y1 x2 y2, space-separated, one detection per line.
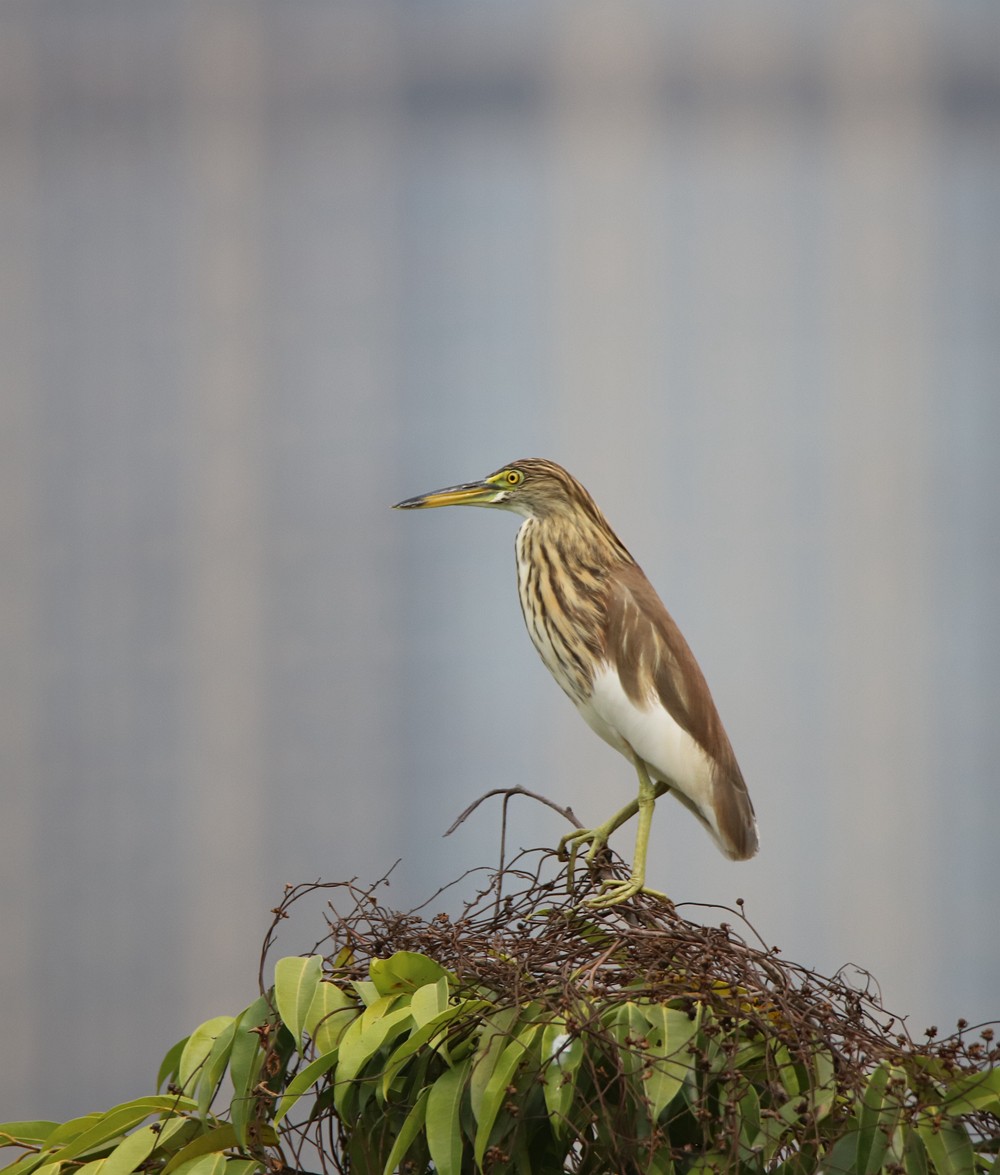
443 785 582 837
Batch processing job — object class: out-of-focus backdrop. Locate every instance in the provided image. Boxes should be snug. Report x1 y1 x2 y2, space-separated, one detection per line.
1 0 998 1121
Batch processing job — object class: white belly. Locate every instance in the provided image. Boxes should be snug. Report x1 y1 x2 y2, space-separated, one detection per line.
576 665 718 823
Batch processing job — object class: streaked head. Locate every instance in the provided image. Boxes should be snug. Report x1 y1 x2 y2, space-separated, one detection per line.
393 458 595 522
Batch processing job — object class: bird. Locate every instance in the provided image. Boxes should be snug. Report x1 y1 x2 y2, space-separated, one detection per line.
393 458 757 907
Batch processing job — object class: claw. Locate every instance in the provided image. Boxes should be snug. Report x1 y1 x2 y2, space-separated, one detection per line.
558 826 607 861
558 827 610 889
584 876 670 909
559 827 670 908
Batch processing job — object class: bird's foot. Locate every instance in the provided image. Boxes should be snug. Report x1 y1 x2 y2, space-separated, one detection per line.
585 875 671 909
558 826 612 889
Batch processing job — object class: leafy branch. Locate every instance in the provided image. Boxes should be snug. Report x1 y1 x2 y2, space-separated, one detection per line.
2 839 997 1175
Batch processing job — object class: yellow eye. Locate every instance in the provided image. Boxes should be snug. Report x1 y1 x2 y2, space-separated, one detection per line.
505 469 523 486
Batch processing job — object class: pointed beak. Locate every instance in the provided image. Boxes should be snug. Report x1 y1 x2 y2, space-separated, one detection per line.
392 479 500 510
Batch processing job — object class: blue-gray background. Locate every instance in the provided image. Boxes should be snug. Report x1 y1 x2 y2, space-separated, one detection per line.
1 0 998 1121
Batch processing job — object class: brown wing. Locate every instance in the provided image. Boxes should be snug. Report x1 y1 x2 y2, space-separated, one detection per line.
604 563 758 860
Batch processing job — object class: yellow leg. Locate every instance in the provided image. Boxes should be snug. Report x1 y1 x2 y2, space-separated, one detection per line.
585 761 669 908
559 797 640 884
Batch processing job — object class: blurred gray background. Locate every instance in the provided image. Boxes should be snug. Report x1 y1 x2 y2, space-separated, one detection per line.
1 0 998 1122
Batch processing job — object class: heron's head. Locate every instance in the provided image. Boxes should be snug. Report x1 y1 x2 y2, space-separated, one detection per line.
393 458 597 522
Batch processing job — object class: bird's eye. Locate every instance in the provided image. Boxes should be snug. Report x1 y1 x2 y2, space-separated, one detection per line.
505 470 523 486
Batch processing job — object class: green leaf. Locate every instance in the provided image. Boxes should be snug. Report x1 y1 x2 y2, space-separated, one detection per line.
737 1086 762 1157
161 1126 275 1175
473 1023 542 1168
75 1159 108 1175
303 981 357 1054
685 1154 730 1174
162 1136 233 1175
359 993 403 1030
426 1062 470 1175
228 997 272 1147
939 1065 1000 1116
1 1107 173 1175
37 1115 102 1149
157 1037 189 1093
857 1062 889 1175
380 1088 431 1175
97 1125 159 1175
511 1131 536 1175
0 1124 59 1149
773 1043 802 1100
45 1099 199 1165
381 1000 488 1100
0 1152 51 1175
369 952 451 996
858 1063 905 1175
0 1152 55 1175
468 1007 521 1125
409 977 450 1028
178 1018 235 1096
732 1038 767 1070
757 1106 794 1165
221 1162 263 1175
273 956 322 1050
540 1018 584 1135
149 1119 200 1156
273 1049 340 1125
811 1048 838 1122
333 1002 415 1113
640 1004 700 1121
606 1002 651 1080
196 1019 241 1117
352 980 381 1007
823 1130 860 1175
903 1126 929 1175
645 1146 676 1175
166 1156 227 1175
916 1120 975 1175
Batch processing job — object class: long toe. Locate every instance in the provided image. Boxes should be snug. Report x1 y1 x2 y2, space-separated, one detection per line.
558 827 605 860
585 878 671 909
559 827 604 890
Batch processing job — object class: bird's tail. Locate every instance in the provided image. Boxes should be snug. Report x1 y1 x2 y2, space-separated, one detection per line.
711 765 759 860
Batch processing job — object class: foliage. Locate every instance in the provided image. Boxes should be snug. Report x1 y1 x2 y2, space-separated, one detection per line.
2 851 998 1175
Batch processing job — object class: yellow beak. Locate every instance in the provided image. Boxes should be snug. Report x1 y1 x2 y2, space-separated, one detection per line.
392 479 501 510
